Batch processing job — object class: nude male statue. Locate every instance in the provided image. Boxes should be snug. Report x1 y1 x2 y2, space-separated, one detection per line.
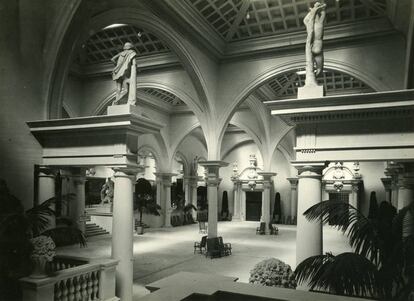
303 2 326 86
111 42 137 105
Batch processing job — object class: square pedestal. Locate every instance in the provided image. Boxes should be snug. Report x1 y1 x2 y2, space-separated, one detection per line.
297 85 324 99
107 104 142 116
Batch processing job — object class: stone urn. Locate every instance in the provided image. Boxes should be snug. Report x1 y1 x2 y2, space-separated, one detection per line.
30 256 49 279
29 235 56 279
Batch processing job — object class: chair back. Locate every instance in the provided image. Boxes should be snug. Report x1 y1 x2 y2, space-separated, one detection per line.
200 235 207 247
217 236 224 247
260 222 266 231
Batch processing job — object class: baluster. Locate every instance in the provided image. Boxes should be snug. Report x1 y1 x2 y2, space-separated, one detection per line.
61 280 69 301
74 276 82 301
87 272 94 300
79 275 87 301
92 271 99 300
54 281 63 301
68 278 75 301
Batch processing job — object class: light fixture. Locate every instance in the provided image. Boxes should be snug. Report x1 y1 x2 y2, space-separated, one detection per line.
137 32 142 38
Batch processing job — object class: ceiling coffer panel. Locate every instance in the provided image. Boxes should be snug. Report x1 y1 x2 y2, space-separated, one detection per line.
78 25 171 65
186 0 387 41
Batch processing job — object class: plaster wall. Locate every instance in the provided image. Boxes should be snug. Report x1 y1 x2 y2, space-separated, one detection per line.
0 1 48 207
270 149 292 219
63 74 83 117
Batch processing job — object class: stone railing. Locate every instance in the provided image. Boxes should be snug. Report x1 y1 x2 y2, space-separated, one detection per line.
20 255 119 301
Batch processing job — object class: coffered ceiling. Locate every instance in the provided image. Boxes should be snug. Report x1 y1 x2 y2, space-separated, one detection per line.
183 0 388 41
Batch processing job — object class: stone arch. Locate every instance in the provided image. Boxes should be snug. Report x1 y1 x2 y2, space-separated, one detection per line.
46 7 209 120
174 151 190 176
92 82 205 122
215 58 383 160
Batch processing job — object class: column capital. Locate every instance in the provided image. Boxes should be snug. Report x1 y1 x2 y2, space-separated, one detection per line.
291 161 326 179
381 177 392 190
38 166 56 177
287 177 299 189
198 160 229 175
154 172 177 183
257 171 277 182
112 168 137 179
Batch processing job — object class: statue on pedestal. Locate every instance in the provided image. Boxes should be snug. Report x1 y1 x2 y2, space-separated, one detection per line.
111 42 137 105
100 178 114 205
303 2 326 86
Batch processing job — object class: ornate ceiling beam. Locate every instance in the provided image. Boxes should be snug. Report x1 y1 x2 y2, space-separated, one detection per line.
225 0 251 41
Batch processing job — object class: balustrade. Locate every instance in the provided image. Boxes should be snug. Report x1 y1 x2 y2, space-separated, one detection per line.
20 256 118 301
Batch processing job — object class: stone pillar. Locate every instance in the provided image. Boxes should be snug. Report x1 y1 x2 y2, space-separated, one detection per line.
287 178 298 223
232 181 241 221
258 172 276 232
72 169 86 233
350 184 358 209
155 175 162 207
111 169 135 301
381 177 392 204
154 173 176 227
397 173 414 210
199 161 229 238
38 167 56 228
241 191 246 221
190 178 198 221
183 177 191 205
164 179 172 227
293 162 325 274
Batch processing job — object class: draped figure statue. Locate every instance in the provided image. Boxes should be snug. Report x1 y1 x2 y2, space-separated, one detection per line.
111 42 137 105
303 2 326 86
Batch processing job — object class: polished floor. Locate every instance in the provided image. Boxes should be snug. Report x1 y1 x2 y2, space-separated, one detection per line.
58 221 351 299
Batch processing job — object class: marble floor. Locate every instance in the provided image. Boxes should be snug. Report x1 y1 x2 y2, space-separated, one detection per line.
58 221 352 300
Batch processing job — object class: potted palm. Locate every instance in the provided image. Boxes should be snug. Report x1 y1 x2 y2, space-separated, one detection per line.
0 179 85 299
295 198 414 300
135 178 161 234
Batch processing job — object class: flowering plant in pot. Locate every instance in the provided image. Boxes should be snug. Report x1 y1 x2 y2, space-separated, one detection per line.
29 235 56 278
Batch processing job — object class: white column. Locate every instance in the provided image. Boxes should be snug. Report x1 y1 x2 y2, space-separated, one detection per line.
155 175 162 207
350 185 358 210
191 180 198 221
199 161 229 238
72 169 86 233
164 179 172 227
381 178 392 204
241 191 246 221
287 178 298 223
397 174 414 210
232 181 241 220
184 177 191 205
38 167 56 228
111 169 135 301
258 172 276 232
293 163 324 275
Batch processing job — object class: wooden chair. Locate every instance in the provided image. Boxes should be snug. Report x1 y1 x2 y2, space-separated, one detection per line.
194 235 207 254
199 222 207 234
218 236 232 256
206 237 221 259
269 223 279 235
256 222 266 235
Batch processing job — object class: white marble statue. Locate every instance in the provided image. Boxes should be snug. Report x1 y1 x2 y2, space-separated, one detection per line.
303 2 326 86
111 42 137 105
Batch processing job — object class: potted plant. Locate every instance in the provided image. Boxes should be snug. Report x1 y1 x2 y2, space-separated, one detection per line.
135 178 161 234
29 235 56 278
0 179 85 299
295 199 414 300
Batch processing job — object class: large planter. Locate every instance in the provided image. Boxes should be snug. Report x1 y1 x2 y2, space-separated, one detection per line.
30 256 49 279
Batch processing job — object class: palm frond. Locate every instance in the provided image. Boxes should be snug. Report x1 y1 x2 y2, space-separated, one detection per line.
41 227 87 247
295 252 379 298
304 200 381 263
